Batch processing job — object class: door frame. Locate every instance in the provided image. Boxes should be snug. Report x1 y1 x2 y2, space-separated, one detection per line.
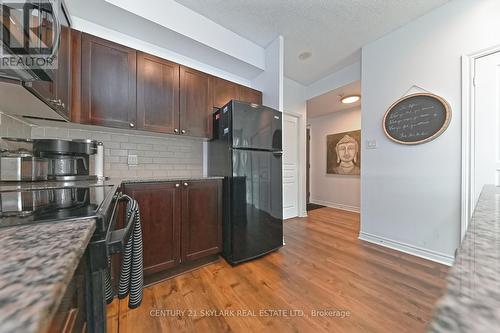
306 125 311 205
283 110 307 217
461 44 500 240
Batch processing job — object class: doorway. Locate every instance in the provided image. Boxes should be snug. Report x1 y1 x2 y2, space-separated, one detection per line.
283 113 300 219
473 51 500 197
462 48 500 238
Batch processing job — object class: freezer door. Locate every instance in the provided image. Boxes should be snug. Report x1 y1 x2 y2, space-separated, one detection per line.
229 149 283 263
229 101 282 151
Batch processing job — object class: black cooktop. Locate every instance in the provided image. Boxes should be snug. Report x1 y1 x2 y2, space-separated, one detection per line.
0 185 116 229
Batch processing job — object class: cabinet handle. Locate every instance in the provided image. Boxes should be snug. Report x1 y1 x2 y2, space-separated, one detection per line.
181 129 186 134
129 123 135 128
175 183 180 188
183 182 188 187
174 129 179 134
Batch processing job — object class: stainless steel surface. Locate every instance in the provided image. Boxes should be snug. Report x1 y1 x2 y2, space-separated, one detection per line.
1 138 34 143
48 156 89 177
0 190 50 217
0 157 49 181
50 175 98 181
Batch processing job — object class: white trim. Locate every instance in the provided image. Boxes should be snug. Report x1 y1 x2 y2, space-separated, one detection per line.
310 199 360 213
284 109 307 218
461 44 500 241
359 231 454 266
283 111 302 219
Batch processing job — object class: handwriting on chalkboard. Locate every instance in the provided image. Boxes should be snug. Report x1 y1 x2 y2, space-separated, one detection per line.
383 94 450 144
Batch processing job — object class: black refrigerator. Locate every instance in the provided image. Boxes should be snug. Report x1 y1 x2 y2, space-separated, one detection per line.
208 100 283 265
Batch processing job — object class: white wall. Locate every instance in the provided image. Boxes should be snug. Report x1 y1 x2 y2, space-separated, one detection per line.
308 109 361 212
283 77 307 217
360 0 500 265
305 61 361 100
252 36 285 111
103 0 265 71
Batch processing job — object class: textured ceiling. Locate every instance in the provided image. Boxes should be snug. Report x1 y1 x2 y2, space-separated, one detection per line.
307 81 361 119
175 0 450 85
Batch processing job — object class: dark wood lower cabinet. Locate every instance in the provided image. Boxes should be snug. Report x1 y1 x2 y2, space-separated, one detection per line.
122 182 181 276
181 180 222 262
48 258 87 333
122 179 222 281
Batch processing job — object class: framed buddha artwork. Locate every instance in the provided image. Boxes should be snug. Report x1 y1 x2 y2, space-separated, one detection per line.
326 130 361 176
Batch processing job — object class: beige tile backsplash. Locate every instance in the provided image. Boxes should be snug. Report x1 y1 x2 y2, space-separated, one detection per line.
0 113 204 179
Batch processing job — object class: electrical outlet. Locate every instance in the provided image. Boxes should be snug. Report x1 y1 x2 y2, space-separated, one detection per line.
127 154 138 166
366 139 377 149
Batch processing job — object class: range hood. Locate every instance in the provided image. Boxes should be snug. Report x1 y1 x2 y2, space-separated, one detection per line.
0 79 67 121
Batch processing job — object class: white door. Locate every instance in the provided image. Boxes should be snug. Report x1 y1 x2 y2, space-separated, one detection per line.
283 114 299 219
474 51 500 205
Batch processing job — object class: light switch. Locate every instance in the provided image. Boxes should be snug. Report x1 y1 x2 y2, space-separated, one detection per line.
366 139 377 149
127 154 138 166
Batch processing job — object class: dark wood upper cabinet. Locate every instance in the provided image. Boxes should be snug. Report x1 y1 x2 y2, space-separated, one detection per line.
213 77 239 108
123 182 181 276
53 25 72 119
71 31 262 137
70 29 82 123
179 66 213 138
80 33 137 129
239 85 262 105
181 180 223 262
137 52 180 134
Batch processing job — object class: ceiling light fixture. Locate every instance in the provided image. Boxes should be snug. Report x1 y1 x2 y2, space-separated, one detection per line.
298 51 312 60
341 95 360 104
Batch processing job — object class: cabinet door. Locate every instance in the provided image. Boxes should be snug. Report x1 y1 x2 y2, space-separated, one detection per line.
81 33 137 129
181 180 222 262
137 52 180 134
179 66 213 138
239 85 262 105
54 24 71 118
123 182 181 276
213 77 239 108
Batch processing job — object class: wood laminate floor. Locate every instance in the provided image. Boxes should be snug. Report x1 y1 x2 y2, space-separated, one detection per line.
108 207 448 333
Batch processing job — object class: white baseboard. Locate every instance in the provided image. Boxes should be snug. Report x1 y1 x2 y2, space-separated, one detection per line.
358 231 454 266
310 199 360 213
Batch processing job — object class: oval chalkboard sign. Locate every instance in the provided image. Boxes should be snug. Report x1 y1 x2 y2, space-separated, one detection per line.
383 93 451 145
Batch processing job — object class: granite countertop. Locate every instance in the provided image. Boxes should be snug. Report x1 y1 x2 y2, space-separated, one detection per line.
0 176 224 192
0 219 96 333
119 176 224 184
428 185 500 332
